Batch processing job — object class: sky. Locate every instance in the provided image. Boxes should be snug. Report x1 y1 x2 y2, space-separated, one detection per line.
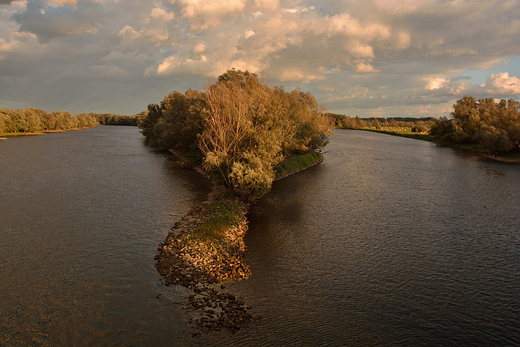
1 0 520 118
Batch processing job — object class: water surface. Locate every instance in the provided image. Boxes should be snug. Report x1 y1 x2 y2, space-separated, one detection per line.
1 128 519 346
196 129 520 346
0 126 210 346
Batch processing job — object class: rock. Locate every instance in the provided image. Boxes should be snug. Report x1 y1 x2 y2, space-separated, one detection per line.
154 186 256 335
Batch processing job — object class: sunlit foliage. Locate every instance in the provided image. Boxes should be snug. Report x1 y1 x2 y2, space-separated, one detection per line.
430 96 520 152
139 69 331 198
0 108 139 135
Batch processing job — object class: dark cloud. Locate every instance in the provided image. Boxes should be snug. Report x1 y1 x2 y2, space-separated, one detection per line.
11 1 103 43
1 0 520 118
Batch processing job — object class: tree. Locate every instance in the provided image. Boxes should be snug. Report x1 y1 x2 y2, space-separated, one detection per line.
199 70 330 197
0 111 9 135
139 69 331 197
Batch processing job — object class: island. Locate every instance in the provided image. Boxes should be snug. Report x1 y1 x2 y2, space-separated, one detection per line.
139 69 330 334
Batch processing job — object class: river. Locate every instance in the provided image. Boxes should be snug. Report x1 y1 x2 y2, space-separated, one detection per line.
1 127 519 346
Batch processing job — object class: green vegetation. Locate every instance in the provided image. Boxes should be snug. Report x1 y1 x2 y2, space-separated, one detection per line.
328 113 435 130
275 151 322 178
177 191 251 280
328 113 436 142
352 127 435 142
329 96 520 160
430 96 520 154
0 107 142 136
144 70 331 283
187 197 242 243
139 69 331 199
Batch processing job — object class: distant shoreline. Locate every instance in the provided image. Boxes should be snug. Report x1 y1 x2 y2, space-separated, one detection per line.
346 127 520 164
0 127 100 139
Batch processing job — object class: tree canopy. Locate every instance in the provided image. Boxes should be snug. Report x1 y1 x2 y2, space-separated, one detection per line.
139 69 331 198
0 108 140 135
430 96 520 152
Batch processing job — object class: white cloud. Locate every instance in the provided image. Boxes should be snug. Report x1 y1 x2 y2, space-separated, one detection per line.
150 7 175 21
279 67 325 83
425 77 449 90
355 63 380 73
484 72 520 95
157 55 177 74
192 43 206 53
178 0 247 31
244 30 255 39
1 0 520 117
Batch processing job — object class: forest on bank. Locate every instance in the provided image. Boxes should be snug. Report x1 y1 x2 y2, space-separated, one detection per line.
329 95 520 154
327 114 435 133
139 69 330 198
429 96 520 153
0 108 141 135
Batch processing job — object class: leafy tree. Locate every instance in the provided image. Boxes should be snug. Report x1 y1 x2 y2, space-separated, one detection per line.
140 69 331 198
430 96 520 152
0 111 9 134
199 70 330 197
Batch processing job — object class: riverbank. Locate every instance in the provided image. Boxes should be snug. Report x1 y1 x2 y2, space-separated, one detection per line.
275 151 324 181
156 149 324 334
347 127 520 164
0 127 97 138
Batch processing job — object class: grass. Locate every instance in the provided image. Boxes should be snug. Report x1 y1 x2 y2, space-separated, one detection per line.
1 132 45 137
275 151 322 177
177 191 251 280
1 127 95 137
350 126 520 163
183 194 242 244
350 126 435 142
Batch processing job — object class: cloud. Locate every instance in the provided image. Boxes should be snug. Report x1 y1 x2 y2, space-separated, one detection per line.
355 63 380 73
45 0 77 6
90 64 125 76
279 66 325 83
11 1 103 43
192 43 206 53
484 72 520 95
157 55 176 74
103 50 148 63
177 0 247 31
425 77 449 90
255 0 279 11
1 0 520 117
150 7 175 21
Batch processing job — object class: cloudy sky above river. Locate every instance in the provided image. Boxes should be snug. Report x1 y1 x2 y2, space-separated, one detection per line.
1 0 520 118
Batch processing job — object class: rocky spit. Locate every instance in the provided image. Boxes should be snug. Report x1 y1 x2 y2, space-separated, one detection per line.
155 150 325 335
154 187 256 335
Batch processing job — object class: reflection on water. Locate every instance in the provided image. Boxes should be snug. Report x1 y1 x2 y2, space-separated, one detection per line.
1 128 520 346
191 130 520 347
0 127 210 346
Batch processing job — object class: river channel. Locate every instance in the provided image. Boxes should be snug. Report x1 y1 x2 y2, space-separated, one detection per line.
1 127 519 346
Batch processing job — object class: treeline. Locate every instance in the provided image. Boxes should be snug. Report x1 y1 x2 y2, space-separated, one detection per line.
0 108 140 134
430 96 520 152
327 113 435 132
96 113 143 126
139 69 330 198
